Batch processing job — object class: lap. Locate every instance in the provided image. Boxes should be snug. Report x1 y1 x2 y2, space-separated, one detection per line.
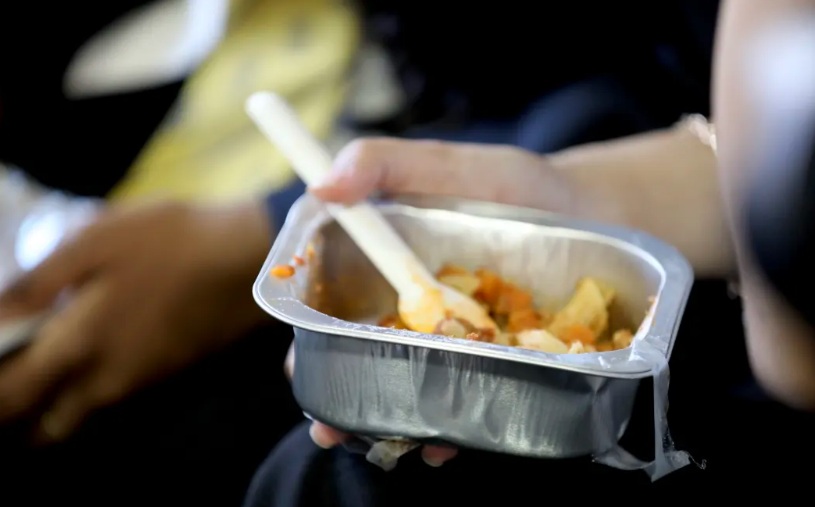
246 399 815 507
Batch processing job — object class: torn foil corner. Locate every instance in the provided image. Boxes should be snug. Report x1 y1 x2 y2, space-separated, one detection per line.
365 440 421 472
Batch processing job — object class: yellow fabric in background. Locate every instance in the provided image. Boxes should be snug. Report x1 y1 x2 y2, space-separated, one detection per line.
109 0 360 204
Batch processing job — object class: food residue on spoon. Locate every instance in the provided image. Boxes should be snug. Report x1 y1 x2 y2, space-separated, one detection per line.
396 261 498 335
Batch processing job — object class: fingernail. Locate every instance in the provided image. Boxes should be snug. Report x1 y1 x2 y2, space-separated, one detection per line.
422 456 444 468
305 186 325 198
308 424 331 449
310 169 348 191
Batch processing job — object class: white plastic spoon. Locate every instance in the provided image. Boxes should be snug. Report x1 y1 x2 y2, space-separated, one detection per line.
245 91 497 335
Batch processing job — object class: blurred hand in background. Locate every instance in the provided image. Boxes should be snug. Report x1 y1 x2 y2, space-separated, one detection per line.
0 198 273 443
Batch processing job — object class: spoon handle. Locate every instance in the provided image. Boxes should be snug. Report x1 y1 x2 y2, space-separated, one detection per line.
246 92 432 296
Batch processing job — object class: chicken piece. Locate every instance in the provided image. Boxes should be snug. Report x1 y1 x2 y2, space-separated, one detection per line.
547 278 614 339
494 284 535 315
473 268 504 307
436 264 488 298
515 329 569 354
438 273 481 297
506 308 543 333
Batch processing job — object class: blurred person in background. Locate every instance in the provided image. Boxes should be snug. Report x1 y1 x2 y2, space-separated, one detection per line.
0 0 358 505
240 0 815 504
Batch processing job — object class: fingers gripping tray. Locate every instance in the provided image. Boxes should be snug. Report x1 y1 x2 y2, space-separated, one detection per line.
254 195 696 481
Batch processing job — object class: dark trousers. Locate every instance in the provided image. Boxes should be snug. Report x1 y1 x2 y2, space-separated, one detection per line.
243 76 815 506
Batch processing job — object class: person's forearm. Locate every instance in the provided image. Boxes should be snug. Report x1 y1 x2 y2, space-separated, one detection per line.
203 178 306 334
546 125 735 278
714 0 815 410
192 197 277 336
200 177 305 292
199 199 273 279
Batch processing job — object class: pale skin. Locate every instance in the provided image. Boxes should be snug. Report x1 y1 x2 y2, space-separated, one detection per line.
1 0 812 466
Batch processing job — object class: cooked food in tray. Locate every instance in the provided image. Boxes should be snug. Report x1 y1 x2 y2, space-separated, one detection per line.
377 263 639 354
272 251 644 355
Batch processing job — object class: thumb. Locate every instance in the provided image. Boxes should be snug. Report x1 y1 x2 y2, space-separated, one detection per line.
0 229 98 319
309 421 349 449
309 137 542 205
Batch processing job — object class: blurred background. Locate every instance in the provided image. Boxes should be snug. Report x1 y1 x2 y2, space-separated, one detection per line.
1 0 814 505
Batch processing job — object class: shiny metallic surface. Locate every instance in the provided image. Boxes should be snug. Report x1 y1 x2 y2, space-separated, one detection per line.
254 195 693 458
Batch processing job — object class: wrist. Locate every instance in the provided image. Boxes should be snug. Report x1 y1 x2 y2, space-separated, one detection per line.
195 199 276 332
198 199 273 280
